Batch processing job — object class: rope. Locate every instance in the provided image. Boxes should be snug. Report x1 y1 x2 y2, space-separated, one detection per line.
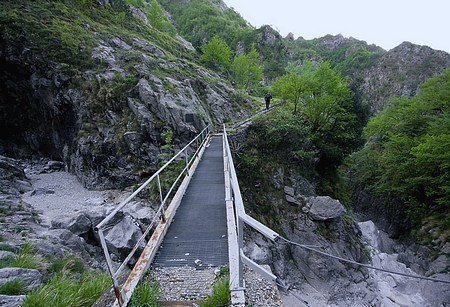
278 236 450 284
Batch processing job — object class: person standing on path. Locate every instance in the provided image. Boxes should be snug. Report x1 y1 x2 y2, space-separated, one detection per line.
265 92 272 110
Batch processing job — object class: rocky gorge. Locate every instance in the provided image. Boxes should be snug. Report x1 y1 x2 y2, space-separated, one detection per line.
1 0 450 306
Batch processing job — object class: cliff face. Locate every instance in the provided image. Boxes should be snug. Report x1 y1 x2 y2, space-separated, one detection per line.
0 0 247 189
354 41 450 113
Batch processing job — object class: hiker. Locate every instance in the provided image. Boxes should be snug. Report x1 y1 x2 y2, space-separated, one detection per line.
264 92 272 110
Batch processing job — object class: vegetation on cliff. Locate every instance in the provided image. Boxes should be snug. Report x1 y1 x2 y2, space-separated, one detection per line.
236 62 360 226
1 3 449 303
348 69 450 243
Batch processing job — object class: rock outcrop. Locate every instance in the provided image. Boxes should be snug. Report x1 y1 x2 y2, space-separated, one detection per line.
0 1 250 190
354 41 450 113
0 268 42 290
306 196 346 221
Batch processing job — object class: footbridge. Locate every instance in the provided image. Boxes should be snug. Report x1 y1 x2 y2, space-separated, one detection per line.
95 125 280 306
95 119 450 306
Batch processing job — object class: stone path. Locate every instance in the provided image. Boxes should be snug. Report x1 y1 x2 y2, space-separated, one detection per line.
145 265 283 306
147 266 218 301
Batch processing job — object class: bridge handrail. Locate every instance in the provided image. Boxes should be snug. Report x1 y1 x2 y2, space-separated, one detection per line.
223 124 279 305
95 124 211 306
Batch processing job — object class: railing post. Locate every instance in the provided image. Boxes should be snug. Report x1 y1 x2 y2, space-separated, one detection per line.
237 215 244 287
98 229 126 306
185 148 189 176
157 174 166 222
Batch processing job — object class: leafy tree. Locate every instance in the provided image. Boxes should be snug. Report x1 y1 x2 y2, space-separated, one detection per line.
146 0 176 35
272 72 307 113
305 62 353 133
272 61 316 113
350 69 450 229
273 61 359 169
200 35 231 72
231 46 262 92
158 0 249 48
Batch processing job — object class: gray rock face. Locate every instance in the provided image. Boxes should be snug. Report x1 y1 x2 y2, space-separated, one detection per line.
354 41 450 114
283 186 294 197
285 194 301 206
307 196 346 221
0 268 42 290
427 255 449 275
0 156 25 182
0 295 25 307
0 19 247 190
46 229 92 256
353 188 409 238
0 251 15 261
52 212 92 236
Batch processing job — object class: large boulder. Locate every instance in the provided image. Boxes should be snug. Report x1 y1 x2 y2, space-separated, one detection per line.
0 268 42 290
104 215 144 259
52 212 92 236
45 229 92 256
307 196 346 221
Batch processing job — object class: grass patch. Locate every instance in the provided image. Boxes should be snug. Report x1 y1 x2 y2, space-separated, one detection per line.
0 244 16 252
0 279 27 295
129 281 160 307
0 243 46 270
199 276 230 307
22 271 110 307
49 255 86 275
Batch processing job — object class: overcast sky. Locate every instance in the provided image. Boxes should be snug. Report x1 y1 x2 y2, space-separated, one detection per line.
223 0 450 53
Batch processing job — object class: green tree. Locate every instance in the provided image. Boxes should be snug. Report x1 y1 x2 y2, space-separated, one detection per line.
146 0 176 35
272 61 317 113
272 72 307 113
231 46 262 92
350 69 450 229
200 35 231 72
304 62 353 134
273 61 358 167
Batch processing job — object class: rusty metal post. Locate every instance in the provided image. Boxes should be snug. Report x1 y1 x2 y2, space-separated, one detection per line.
98 228 125 305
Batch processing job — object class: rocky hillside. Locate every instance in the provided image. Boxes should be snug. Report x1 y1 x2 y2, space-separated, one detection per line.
295 34 450 116
353 41 450 113
1 0 449 306
160 0 450 118
0 0 251 189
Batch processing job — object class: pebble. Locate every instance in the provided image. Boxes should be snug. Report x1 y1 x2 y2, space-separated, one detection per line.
145 265 283 306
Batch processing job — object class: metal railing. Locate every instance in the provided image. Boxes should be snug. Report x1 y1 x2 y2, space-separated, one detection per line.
95 125 211 306
222 124 280 305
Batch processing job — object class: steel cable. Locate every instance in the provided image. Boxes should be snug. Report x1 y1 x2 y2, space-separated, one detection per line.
278 236 450 284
